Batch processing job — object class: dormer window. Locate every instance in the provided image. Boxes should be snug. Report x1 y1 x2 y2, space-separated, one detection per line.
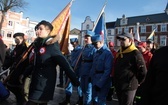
146 17 150 22
120 14 128 26
86 24 90 30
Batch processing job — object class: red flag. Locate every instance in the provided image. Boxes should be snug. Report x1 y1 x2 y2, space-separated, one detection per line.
50 1 73 55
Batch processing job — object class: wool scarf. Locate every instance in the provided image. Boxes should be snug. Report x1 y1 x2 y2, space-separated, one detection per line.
116 43 138 58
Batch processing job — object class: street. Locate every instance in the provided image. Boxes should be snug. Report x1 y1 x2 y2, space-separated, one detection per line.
0 68 119 105
0 86 119 105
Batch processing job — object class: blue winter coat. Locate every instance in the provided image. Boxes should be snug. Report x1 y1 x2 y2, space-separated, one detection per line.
90 45 113 88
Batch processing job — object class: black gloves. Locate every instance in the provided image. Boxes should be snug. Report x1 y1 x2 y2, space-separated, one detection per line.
95 85 101 91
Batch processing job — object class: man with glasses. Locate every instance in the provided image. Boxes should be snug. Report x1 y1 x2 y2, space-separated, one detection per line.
113 32 147 105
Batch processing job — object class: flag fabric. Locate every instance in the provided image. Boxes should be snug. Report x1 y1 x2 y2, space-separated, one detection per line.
92 4 107 45
134 26 141 42
147 29 155 40
50 1 73 55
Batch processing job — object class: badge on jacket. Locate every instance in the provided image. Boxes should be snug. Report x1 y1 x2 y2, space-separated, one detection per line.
39 47 46 55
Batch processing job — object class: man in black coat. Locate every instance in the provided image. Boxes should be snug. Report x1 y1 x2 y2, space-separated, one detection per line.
113 32 147 105
3 32 28 105
140 46 168 105
25 20 80 105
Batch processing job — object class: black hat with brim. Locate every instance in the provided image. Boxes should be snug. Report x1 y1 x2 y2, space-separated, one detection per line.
13 32 24 38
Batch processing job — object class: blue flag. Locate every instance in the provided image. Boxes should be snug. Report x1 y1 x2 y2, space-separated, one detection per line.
93 12 107 45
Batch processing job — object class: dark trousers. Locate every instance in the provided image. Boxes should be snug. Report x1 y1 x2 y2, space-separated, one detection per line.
7 85 26 105
58 67 64 85
116 89 137 105
135 83 145 105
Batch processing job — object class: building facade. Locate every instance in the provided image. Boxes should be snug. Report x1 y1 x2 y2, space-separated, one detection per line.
106 21 116 44
0 10 38 49
114 4 168 48
80 16 94 46
69 28 81 52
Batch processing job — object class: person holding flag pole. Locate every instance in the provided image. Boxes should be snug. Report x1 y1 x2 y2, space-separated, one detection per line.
77 1 108 104
59 38 83 105
24 20 80 105
60 30 96 105
89 1 114 104
77 30 96 105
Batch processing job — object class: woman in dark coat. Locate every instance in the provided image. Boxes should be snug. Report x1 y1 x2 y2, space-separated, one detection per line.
25 20 79 105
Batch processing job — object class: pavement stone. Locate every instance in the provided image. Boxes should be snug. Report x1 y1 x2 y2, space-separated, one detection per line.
0 69 119 105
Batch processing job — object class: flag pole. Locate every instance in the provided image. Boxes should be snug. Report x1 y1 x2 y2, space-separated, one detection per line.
104 12 108 46
152 28 155 50
92 1 107 31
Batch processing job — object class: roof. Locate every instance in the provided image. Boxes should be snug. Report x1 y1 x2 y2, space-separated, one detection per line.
115 12 168 27
106 21 116 28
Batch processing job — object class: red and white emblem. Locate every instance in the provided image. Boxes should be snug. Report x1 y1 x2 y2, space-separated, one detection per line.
39 47 46 55
29 48 35 62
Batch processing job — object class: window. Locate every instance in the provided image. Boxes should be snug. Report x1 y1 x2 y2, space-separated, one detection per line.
160 35 167 46
7 32 12 38
140 36 146 42
141 26 146 33
161 24 167 32
8 21 13 26
154 36 158 43
152 24 157 32
122 20 125 24
118 27 122 34
0 30 5 37
124 27 129 33
134 26 137 33
86 24 90 30
107 30 111 36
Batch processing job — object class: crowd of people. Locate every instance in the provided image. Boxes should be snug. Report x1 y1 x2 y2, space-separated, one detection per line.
0 20 168 105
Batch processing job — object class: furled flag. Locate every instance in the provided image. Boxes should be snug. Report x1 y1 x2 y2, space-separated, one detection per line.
130 29 133 34
147 29 156 41
50 0 73 55
92 3 107 45
134 23 141 42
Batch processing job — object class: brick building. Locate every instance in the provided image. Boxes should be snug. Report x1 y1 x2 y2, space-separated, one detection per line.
114 3 168 47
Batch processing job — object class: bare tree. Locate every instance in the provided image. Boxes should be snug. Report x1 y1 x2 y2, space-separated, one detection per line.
0 0 28 32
